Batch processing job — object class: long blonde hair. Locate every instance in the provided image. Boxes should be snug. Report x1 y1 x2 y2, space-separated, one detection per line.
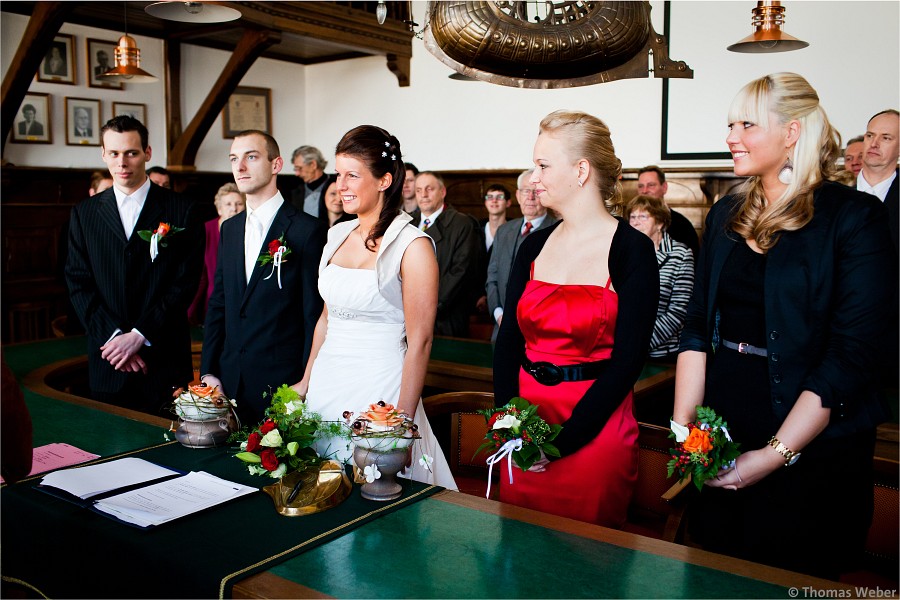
728 73 841 250
538 110 623 215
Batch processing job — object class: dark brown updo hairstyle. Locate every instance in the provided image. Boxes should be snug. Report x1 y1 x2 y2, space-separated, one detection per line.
335 125 405 251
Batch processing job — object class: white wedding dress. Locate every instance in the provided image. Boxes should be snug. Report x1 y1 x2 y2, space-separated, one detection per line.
305 213 458 491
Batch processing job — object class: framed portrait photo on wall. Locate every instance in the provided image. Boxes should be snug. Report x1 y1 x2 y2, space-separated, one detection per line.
11 93 52 144
87 38 124 90
38 34 76 85
113 102 147 124
66 97 101 146
223 87 271 138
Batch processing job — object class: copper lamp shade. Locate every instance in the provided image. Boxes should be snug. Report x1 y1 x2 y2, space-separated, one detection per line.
96 35 158 83
144 2 241 23
728 1 809 53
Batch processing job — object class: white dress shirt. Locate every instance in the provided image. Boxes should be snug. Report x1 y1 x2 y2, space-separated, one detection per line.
244 192 285 281
420 204 444 230
857 170 896 202
113 177 151 240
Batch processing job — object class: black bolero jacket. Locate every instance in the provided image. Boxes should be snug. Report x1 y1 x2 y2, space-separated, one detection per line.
679 181 895 439
494 219 659 457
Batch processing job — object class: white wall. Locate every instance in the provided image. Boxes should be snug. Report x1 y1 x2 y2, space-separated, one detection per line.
4 2 899 174
2 12 167 169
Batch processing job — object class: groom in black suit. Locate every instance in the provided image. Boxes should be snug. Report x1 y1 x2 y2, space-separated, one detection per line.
201 130 326 424
66 115 203 414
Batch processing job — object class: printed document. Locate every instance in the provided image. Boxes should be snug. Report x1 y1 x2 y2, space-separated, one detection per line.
40 457 179 499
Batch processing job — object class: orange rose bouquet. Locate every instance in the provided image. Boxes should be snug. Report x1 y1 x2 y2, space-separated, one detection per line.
668 406 741 491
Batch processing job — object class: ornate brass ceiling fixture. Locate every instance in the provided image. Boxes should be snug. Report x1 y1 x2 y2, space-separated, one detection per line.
424 1 692 88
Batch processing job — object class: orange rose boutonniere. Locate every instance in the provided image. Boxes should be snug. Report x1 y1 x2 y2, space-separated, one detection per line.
668 406 741 491
138 222 184 262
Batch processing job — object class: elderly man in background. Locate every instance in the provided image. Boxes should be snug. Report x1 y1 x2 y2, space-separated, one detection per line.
485 169 557 342
858 109 899 248
637 166 699 255
414 171 481 337
291 145 331 220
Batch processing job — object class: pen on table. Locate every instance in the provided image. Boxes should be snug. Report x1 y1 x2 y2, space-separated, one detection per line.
286 477 304 504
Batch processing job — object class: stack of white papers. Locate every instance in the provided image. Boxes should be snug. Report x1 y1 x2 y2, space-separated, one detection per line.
93 471 256 528
40 457 179 499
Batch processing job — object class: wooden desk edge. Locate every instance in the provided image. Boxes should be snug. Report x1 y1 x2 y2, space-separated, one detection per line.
433 490 852 592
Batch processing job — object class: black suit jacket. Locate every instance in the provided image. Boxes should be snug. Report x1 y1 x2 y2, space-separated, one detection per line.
17 120 43 136
66 183 204 395
885 168 898 254
201 199 326 422
680 182 894 439
417 206 481 337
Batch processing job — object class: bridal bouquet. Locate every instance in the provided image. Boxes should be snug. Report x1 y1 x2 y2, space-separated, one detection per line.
477 397 561 472
230 385 344 478
668 406 741 491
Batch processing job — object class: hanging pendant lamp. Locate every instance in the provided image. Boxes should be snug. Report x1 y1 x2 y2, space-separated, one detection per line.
727 1 809 53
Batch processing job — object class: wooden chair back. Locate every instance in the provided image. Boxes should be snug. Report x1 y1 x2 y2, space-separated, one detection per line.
423 391 496 497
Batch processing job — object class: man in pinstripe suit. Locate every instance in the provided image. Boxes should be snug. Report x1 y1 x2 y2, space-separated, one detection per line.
66 116 203 414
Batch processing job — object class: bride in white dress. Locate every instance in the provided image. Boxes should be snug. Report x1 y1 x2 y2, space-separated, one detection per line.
295 125 457 490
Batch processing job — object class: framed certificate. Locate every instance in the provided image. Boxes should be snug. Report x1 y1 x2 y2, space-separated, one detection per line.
223 87 271 138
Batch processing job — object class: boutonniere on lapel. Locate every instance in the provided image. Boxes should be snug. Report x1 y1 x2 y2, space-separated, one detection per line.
138 222 184 262
257 234 292 289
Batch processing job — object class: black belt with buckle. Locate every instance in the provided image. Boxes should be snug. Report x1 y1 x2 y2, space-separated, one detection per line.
721 339 768 357
522 356 608 386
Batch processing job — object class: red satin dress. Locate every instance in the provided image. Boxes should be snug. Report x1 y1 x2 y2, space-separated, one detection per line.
498 273 638 527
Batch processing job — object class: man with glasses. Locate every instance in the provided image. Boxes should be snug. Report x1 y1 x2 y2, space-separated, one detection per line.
475 184 512 316
486 169 557 342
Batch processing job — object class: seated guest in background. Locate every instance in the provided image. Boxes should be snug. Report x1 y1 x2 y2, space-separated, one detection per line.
291 145 331 220
486 169 557 342
188 183 246 325
89 170 113 196
625 195 693 363
637 165 699 255
322 176 354 228
1 352 33 484
414 171 481 337
66 116 203 415
843 134 865 177
147 166 171 189
402 162 419 214
674 73 894 580
474 183 512 315
494 110 658 527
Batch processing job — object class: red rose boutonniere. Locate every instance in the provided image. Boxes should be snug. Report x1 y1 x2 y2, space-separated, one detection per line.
257 233 292 289
138 222 184 262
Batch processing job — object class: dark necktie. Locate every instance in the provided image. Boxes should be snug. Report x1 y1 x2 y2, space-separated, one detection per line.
521 221 533 237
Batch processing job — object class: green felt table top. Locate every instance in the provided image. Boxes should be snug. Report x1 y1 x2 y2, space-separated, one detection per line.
269 497 790 599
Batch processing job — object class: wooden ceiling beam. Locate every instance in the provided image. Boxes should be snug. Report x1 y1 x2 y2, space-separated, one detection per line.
167 27 281 170
1 2 74 158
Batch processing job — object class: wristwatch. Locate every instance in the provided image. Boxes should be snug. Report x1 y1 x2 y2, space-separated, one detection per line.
768 436 801 466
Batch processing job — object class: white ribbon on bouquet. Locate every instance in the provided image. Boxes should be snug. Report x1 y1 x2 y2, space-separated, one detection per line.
263 245 287 289
149 232 160 262
484 438 523 499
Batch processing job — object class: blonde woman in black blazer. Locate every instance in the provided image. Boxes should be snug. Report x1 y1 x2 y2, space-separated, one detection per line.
674 73 895 579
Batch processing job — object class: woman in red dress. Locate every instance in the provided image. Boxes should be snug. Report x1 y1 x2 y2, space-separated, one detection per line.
493 110 659 527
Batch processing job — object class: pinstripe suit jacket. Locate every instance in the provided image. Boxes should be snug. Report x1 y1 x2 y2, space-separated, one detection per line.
65 183 204 394
201 200 326 421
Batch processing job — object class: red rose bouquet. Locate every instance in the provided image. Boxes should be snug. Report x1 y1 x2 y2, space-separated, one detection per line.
229 384 343 478
668 406 741 491
476 397 561 495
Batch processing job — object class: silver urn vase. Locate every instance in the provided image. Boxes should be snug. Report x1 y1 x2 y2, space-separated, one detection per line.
352 436 414 501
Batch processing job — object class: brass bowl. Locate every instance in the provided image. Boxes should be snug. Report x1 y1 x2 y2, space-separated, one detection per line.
263 460 352 516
